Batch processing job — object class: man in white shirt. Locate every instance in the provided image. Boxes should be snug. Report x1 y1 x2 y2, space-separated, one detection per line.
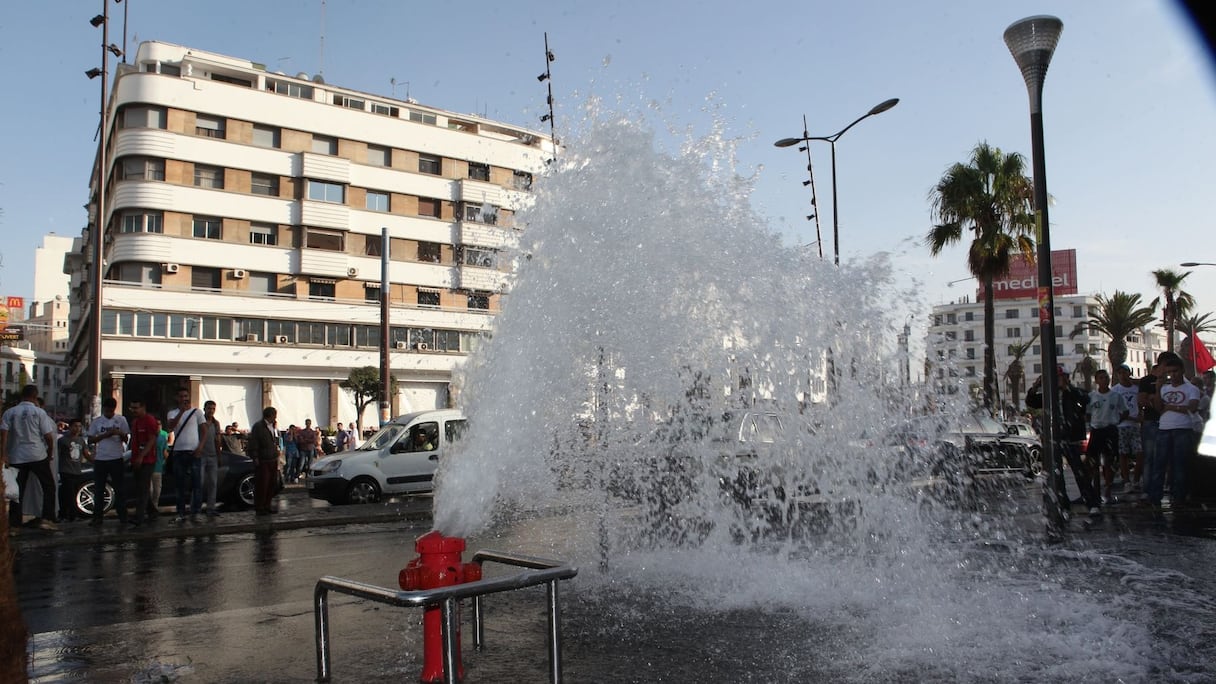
86 395 130 527
1111 364 1142 490
166 388 205 523
1 385 59 531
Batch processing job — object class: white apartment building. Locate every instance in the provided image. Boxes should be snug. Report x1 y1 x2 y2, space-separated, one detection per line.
65 41 554 429
926 293 1166 407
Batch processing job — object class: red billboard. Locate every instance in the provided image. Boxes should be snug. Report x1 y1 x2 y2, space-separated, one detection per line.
977 249 1078 300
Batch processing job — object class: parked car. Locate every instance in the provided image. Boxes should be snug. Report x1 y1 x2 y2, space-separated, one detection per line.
1005 422 1037 438
931 414 1043 480
307 409 467 505
71 435 257 517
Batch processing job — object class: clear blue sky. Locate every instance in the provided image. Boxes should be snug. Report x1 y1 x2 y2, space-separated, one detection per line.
2 1 1213 332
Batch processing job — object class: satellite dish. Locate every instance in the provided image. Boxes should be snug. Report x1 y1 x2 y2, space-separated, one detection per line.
296 72 310 80
311 73 326 84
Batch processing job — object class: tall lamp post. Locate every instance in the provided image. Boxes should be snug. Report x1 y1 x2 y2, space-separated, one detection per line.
775 98 899 266
1005 15 1064 540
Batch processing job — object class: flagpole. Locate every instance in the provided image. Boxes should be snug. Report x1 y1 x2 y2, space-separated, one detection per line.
1193 327 1199 378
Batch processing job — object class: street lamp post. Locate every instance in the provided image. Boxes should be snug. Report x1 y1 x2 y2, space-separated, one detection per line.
1180 262 1216 267
775 98 899 266
1005 14 1065 541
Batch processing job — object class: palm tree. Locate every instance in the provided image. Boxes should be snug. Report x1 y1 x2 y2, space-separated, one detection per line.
1004 330 1039 414
1151 269 1194 354
927 142 1035 412
1068 291 1158 371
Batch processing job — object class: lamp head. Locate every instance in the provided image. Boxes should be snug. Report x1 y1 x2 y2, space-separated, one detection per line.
537 73 549 82
85 67 103 79
90 14 106 27
867 98 899 116
774 137 803 148
1004 15 1063 97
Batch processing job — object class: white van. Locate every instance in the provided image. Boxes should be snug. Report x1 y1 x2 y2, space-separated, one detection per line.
307 409 466 505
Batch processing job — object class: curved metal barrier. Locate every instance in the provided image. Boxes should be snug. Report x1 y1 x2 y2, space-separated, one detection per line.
314 550 578 683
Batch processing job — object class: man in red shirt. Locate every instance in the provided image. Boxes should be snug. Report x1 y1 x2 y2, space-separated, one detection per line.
128 399 161 526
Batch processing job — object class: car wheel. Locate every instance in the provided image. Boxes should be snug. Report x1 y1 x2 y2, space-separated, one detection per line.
345 477 381 505
236 473 256 508
75 481 114 517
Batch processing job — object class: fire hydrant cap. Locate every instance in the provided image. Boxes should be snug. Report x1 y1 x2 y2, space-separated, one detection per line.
415 530 467 554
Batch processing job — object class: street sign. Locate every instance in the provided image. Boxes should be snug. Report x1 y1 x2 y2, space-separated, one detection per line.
0 326 23 342
6 296 23 309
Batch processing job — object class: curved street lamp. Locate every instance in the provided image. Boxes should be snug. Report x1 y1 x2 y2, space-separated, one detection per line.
1005 14 1064 541
774 98 899 266
1180 262 1216 267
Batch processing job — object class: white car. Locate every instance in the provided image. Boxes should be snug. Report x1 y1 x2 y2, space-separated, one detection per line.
307 409 466 505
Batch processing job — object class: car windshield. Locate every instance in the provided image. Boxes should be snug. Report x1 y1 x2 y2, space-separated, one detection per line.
356 423 408 451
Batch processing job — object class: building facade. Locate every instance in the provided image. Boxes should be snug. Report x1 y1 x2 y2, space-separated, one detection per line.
66 41 554 429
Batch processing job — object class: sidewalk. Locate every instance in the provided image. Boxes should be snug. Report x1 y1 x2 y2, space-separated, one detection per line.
8 483 435 550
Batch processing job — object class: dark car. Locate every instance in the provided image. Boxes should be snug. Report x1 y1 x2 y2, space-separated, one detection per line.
909 414 1042 482
70 434 257 517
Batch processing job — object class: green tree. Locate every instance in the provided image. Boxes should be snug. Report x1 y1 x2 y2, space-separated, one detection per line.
1151 268 1194 354
927 142 1035 412
1068 291 1158 371
340 366 398 436
1004 330 1039 414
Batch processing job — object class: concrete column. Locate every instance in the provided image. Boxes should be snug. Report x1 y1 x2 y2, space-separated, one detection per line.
188 376 202 407
261 378 273 410
328 379 341 428
110 372 125 413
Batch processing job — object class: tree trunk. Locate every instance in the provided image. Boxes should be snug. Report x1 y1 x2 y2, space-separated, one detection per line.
0 496 30 683
983 277 997 412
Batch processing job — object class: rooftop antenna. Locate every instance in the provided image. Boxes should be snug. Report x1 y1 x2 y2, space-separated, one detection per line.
317 0 326 77
536 32 557 156
390 77 410 100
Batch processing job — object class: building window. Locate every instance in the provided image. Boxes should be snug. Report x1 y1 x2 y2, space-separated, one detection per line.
418 290 440 307
1055 325 1064 337
367 145 391 167
468 162 490 181
192 216 222 240
195 114 226 138
114 262 162 284
119 157 165 181
1029 308 1037 318
370 102 399 117
366 191 389 212
191 267 221 290
1006 327 1022 338
268 79 313 99
418 242 441 263
267 320 297 343
944 331 957 341
512 170 533 190
965 311 974 322
966 348 975 359
251 173 279 196
462 203 498 225
1073 305 1083 318
963 330 975 342
965 366 976 377
307 180 345 203
194 164 224 189
304 228 343 252
120 211 164 234
417 197 441 217
312 135 338 155
1074 344 1086 354
418 154 441 175
248 272 275 294
210 72 252 88
945 313 956 324
308 279 336 300
463 247 497 269
249 223 278 246
252 124 280 149
365 235 382 257
364 285 381 303
1032 345 1041 355
409 110 437 125
1005 309 1020 319
121 105 166 129
331 94 365 110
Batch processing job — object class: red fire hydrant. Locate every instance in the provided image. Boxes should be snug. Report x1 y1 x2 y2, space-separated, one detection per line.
399 531 482 683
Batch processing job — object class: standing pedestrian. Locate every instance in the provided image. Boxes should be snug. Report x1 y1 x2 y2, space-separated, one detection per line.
128 399 161 526
166 388 205 523
334 422 350 452
247 407 281 515
283 425 300 483
1027 366 1102 516
1086 369 1122 503
150 425 169 517
86 396 129 527
194 400 224 518
295 419 318 478
1111 364 1142 491
1137 354 1175 502
56 418 91 522
1 385 60 531
1148 356 1200 509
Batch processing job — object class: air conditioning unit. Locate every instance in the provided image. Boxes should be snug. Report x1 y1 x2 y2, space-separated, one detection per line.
347 267 359 277
244 333 259 343
232 269 247 279
274 335 290 344
164 263 180 273
394 341 408 350
415 342 430 351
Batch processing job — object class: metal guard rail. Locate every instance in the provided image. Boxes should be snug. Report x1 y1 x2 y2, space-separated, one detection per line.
314 550 578 683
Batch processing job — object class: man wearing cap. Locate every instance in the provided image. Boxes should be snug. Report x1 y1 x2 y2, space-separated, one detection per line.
1111 364 1142 491
1137 352 1180 504
1027 365 1103 516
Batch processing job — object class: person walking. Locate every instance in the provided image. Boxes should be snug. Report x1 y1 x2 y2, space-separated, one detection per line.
166 388 205 523
248 406 281 515
149 425 169 518
194 400 224 518
86 396 130 527
1 385 60 531
128 399 161 526
56 418 91 523
1148 356 1201 509
1027 366 1102 516
295 419 318 478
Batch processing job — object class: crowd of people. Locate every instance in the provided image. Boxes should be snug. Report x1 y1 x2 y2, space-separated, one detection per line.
0 384 363 532
1027 351 1213 517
